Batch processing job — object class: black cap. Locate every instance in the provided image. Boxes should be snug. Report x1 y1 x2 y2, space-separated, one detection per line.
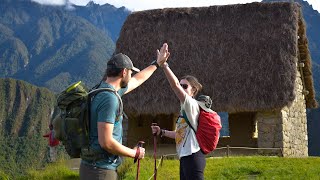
107 53 140 72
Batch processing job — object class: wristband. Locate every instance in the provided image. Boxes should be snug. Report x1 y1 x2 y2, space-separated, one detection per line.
150 60 160 68
159 129 163 137
160 129 165 137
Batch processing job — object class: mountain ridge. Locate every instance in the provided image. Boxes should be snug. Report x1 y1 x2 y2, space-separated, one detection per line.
0 0 131 92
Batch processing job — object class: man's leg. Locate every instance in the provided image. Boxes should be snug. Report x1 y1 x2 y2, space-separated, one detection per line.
80 163 118 180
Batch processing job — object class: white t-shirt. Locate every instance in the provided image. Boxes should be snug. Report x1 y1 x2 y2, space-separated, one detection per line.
175 94 200 159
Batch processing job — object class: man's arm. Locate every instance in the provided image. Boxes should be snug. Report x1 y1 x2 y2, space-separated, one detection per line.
98 122 137 158
125 43 170 94
125 65 157 94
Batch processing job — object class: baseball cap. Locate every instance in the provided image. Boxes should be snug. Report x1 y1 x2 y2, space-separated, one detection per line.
107 53 140 72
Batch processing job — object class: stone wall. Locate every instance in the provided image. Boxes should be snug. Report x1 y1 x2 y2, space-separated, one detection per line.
257 69 308 157
281 69 308 157
256 110 283 155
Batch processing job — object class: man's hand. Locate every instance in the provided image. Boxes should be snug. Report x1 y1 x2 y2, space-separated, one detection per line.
133 146 145 159
156 43 170 66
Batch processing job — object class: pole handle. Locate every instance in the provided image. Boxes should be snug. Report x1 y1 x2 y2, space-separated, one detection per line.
152 123 158 136
134 141 145 163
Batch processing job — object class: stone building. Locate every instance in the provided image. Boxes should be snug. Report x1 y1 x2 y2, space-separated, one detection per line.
115 2 318 157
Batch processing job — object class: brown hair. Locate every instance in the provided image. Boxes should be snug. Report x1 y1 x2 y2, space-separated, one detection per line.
102 68 123 80
181 75 202 97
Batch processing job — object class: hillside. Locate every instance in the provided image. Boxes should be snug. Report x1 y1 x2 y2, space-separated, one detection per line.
0 78 58 177
0 0 118 92
72 1 130 42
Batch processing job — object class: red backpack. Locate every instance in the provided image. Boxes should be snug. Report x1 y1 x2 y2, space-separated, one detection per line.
183 107 222 154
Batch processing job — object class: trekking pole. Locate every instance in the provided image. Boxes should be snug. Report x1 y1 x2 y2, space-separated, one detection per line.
135 141 145 180
152 123 158 180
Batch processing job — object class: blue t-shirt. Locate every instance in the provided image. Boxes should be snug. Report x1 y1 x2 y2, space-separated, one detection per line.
82 82 127 170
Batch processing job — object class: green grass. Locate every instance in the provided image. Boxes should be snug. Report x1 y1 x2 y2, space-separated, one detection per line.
19 156 320 180
0 170 10 180
124 156 320 180
18 160 78 180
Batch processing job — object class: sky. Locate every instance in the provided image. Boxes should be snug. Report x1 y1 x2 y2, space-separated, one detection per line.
32 0 320 13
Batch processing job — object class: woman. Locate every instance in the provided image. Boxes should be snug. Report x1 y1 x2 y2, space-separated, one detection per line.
151 61 207 180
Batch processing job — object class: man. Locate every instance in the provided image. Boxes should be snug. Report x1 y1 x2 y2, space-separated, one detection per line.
80 43 170 179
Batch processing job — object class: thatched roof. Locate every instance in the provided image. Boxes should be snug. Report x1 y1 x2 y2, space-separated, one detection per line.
115 2 318 114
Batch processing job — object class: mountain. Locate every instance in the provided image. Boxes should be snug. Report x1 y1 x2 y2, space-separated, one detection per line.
0 0 129 92
307 107 320 156
0 1 130 177
71 1 130 43
0 78 57 177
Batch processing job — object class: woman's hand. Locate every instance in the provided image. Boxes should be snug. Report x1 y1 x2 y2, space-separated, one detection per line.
151 125 161 136
157 43 170 66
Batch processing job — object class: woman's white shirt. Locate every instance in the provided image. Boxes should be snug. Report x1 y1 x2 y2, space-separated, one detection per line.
175 94 200 159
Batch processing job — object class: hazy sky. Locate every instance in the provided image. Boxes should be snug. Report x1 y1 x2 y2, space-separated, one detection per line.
32 0 320 12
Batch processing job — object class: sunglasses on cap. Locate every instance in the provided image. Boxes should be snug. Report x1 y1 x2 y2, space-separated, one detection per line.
180 84 189 89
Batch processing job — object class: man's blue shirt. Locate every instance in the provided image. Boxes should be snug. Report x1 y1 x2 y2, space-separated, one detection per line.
82 82 127 170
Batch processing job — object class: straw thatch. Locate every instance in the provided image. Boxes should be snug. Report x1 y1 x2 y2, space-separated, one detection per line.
115 2 317 114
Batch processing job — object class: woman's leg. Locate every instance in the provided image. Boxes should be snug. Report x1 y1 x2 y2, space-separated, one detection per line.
180 150 206 180
180 159 187 180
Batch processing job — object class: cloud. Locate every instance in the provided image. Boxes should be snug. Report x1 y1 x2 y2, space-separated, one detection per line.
32 0 66 5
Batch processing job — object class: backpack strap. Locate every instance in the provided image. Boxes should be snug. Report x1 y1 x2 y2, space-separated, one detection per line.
89 80 103 92
182 110 196 133
181 110 197 148
88 88 123 121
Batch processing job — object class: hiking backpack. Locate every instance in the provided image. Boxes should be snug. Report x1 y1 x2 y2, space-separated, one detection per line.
183 106 222 154
54 81 123 158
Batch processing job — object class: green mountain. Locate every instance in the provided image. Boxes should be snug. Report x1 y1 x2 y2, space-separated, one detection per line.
71 1 130 42
0 78 57 177
0 0 118 92
0 1 130 177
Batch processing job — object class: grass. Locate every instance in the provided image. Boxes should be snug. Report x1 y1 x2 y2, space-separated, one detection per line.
17 160 78 180
124 156 320 180
0 170 9 180
18 156 320 180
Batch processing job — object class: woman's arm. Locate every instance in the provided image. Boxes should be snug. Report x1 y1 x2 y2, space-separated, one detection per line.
151 125 176 139
161 129 176 139
161 63 186 102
